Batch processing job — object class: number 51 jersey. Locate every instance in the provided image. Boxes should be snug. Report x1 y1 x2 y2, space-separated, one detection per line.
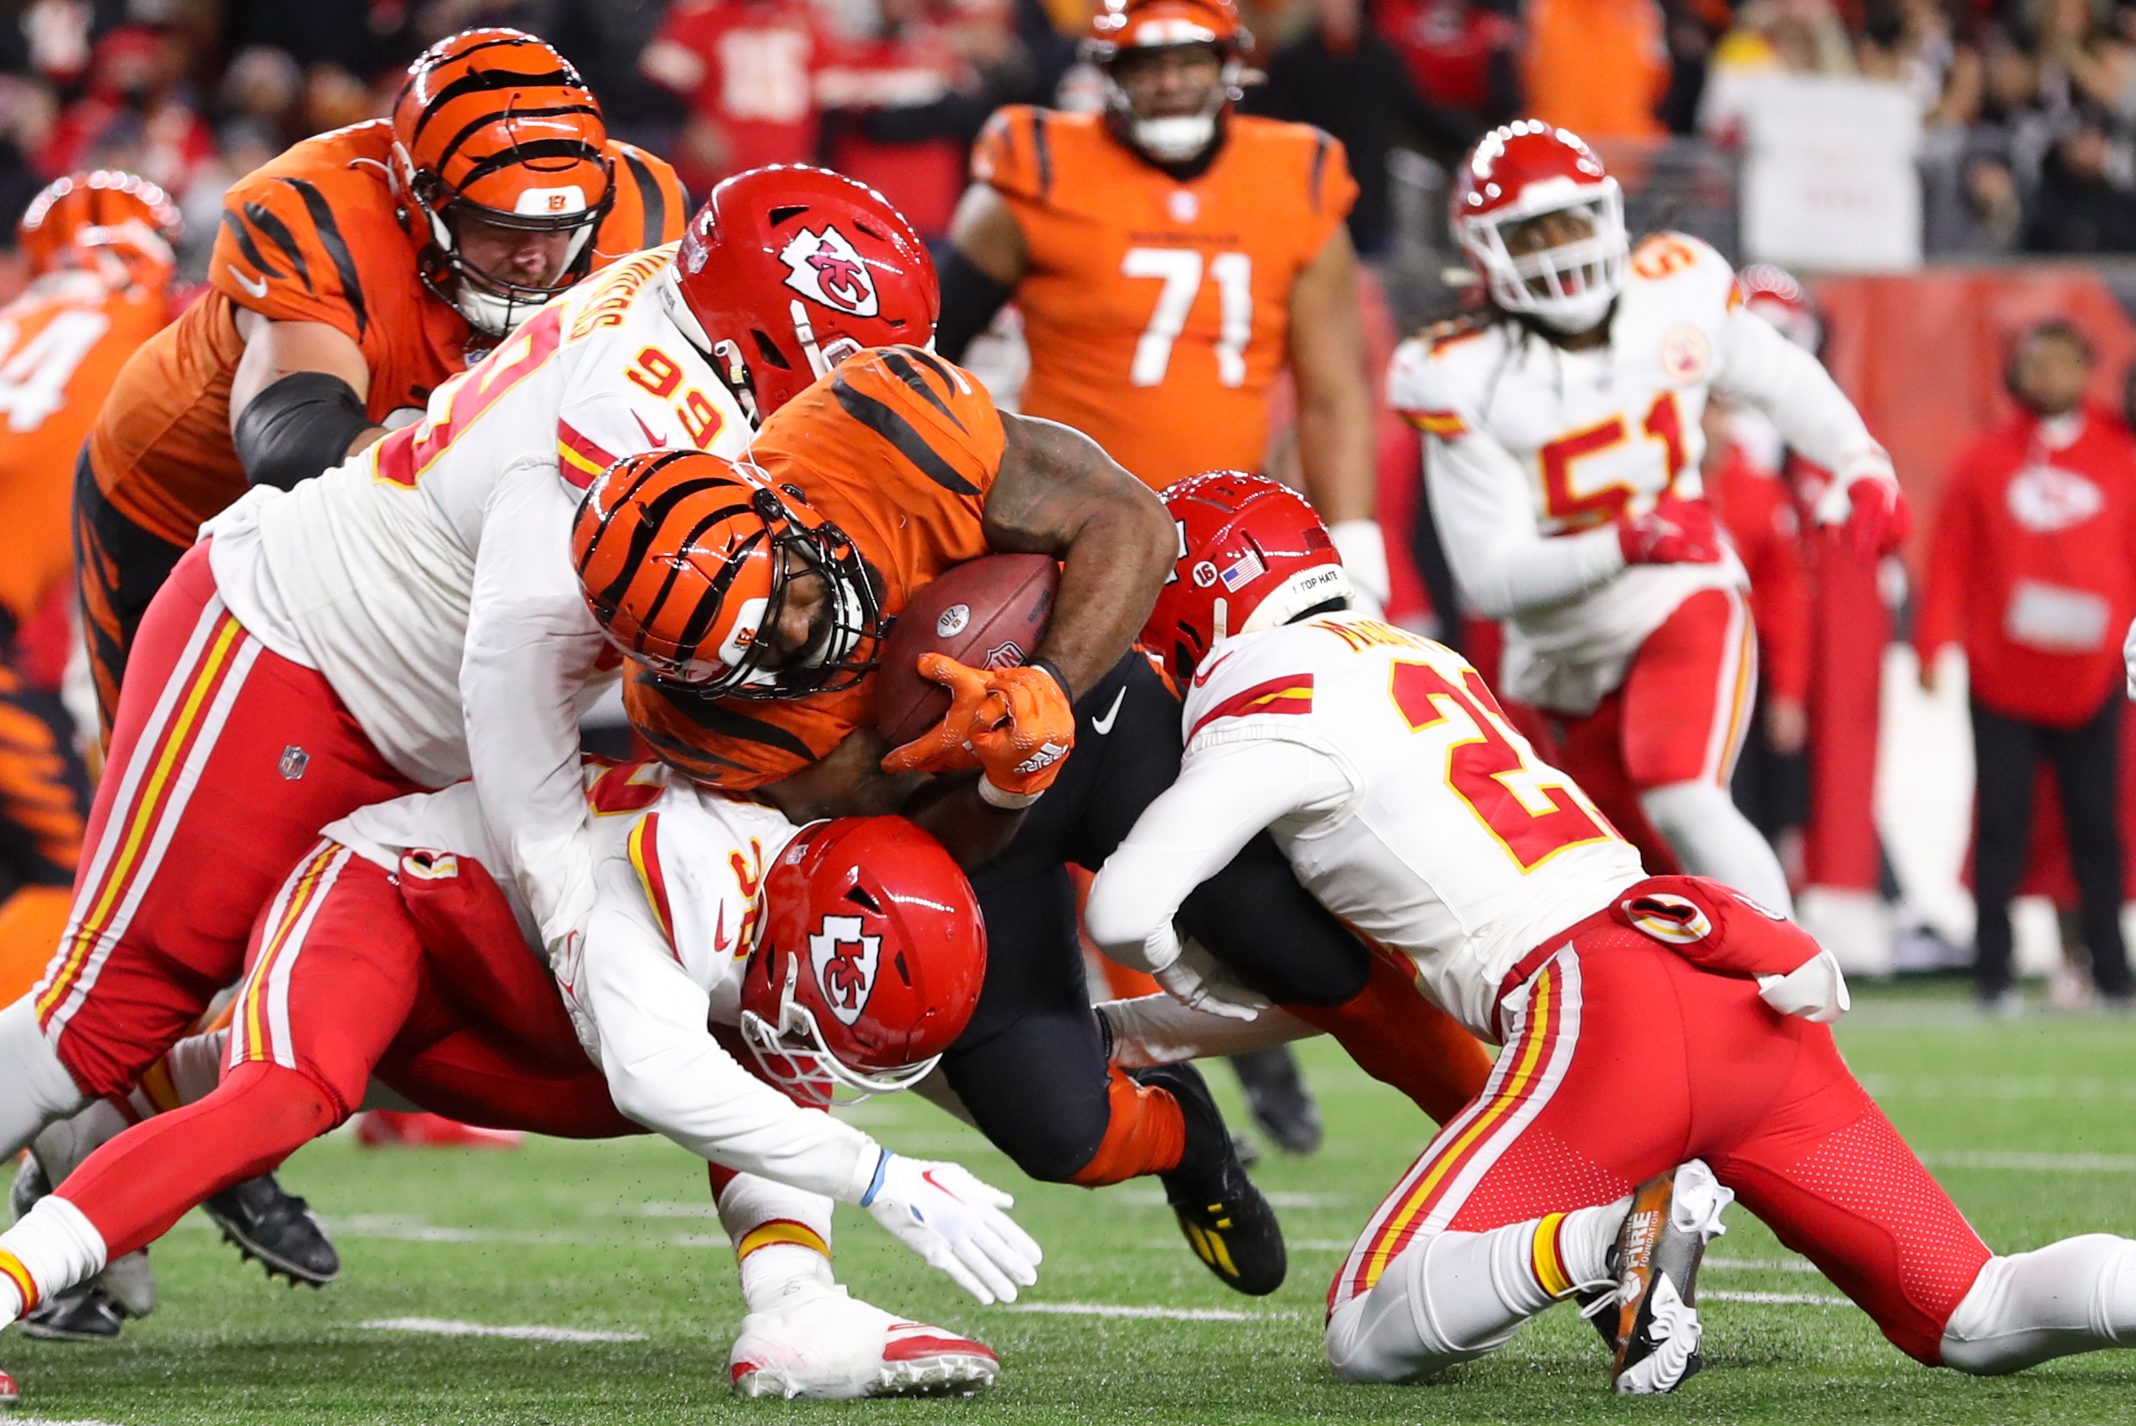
972 107 1356 487
1182 614 1645 1037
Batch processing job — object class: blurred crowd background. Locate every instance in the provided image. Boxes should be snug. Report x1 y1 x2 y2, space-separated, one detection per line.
14 1 2136 273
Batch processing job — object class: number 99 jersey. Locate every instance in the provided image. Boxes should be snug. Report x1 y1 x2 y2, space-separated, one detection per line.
972 106 1355 487
1181 613 1644 1037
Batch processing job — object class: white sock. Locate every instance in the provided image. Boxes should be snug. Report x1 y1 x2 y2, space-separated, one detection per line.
0 996 89 1159
30 1097 128 1185
1941 1236 2136 1374
1327 1198 1631 1384
0 1195 109 1327
1640 781 1794 914
716 1172 837 1314
123 1028 230 1120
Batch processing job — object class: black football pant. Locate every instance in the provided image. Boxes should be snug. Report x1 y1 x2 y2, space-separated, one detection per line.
942 651 1368 1182
1970 692 2132 999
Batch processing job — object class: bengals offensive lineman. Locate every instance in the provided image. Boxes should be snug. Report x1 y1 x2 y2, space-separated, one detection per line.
937 0 1389 607
0 174 179 1009
1388 123 1906 915
74 26 684 729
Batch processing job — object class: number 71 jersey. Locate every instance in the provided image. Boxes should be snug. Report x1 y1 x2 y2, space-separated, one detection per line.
972 107 1355 488
1183 614 1645 1036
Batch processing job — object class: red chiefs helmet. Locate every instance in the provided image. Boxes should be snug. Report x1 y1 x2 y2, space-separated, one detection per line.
1451 120 1627 335
1143 471 1351 682
571 449 884 697
17 170 182 288
739 817 987 1103
664 165 937 426
1085 0 1250 162
1735 263 1824 354
392 28 613 337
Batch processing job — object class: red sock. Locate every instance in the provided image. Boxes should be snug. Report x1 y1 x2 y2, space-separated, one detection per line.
1069 1068 1186 1187
58 1062 337 1259
1286 950 1494 1123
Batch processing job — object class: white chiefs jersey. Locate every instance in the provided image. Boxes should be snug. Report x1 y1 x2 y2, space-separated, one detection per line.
328 759 882 1201
207 244 750 788
1174 615 1644 1038
1388 233 1880 714
207 244 754 953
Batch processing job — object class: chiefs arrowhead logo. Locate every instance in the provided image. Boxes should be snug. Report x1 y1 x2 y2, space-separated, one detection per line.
808 913 882 1027
778 225 879 318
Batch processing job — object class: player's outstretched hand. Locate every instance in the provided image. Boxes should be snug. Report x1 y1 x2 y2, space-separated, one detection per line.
1815 473 1910 561
861 1153 1043 1305
1617 493 1723 566
880 654 989 775
964 665 1074 807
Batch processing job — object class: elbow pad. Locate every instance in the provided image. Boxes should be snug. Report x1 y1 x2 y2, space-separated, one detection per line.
934 247 1016 363
233 370 373 491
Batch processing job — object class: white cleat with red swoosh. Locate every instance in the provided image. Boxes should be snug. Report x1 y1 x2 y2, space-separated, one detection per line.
728 1281 999 1399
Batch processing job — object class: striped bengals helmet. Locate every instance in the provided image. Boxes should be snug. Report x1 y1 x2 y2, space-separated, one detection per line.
571 451 885 699
18 170 182 288
392 27 613 338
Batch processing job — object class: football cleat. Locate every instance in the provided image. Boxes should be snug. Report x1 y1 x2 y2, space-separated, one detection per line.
1229 1047 1324 1156
201 1174 340 1287
1605 1159 1733 1395
17 1283 122 1342
727 1281 999 1399
355 1110 525 1149
1 1364 17 1406
1138 1063 1286 1295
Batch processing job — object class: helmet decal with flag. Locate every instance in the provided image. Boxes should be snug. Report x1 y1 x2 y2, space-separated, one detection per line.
571 449 885 698
18 169 182 289
664 165 937 426
1143 470 1351 682
1085 0 1251 164
1451 120 1629 335
738 816 986 1104
391 27 614 338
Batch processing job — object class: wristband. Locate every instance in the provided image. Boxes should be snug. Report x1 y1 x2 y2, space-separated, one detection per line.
1029 658 1074 705
977 777 1042 811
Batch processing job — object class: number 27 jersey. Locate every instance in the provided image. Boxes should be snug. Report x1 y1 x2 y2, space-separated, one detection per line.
1182 614 1645 1036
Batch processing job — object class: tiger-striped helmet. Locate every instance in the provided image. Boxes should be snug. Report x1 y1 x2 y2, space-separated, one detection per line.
571 450 885 699
391 27 612 337
18 170 182 288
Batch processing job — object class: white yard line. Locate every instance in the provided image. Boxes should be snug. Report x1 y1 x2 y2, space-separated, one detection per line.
1921 1150 2136 1174
1704 1290 1850 1307
1007 1301 1279 1323
1707 1256 1823 1276
360 1316 647 1343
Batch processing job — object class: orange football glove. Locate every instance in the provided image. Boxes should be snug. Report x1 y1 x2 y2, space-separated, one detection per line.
880 654 991 775
966 665 1076 808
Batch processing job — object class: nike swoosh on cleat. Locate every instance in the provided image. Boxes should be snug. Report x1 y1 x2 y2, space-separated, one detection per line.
1090 687 1127 735
226 265 270 299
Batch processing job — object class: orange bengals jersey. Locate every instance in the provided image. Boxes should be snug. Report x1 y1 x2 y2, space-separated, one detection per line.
627 345 1007 791
972 108 1356 488
86 118 685 549
0 270 171 628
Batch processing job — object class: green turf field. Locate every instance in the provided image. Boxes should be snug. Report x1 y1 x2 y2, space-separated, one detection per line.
5 982 2134 1425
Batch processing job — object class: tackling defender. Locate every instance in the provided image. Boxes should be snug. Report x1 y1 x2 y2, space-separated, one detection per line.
1389 121 1907 914
1087 472 2136 1392
0 760 1038 1401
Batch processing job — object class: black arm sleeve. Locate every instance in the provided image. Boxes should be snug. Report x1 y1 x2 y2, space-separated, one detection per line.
934 244 1018 365
232 370 374 492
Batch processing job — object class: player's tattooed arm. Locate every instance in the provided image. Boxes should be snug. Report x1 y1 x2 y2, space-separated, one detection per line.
982 412 1175 704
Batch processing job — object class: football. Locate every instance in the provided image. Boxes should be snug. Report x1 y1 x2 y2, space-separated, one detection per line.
875 554 1060 747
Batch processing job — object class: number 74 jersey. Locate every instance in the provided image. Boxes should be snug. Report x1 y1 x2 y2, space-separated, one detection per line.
1182 614 1645 1036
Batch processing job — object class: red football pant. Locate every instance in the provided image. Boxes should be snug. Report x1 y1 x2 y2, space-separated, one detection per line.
1330 922 1993 1365
31 542 421 1098
55 842 636 1261
1527 587 1757 868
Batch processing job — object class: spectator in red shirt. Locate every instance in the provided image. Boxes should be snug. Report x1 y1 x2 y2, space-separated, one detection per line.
1372 0 1520 126
640 0 833 195
1916 319 2136 1009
